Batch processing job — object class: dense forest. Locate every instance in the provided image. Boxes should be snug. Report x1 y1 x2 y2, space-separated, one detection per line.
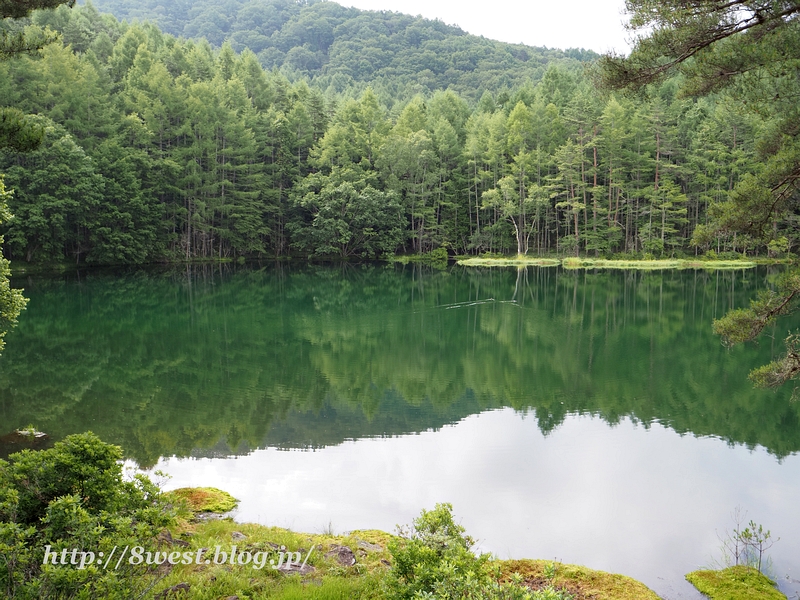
0 0 789 265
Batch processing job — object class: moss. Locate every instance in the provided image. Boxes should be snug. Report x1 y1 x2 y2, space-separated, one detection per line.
165 487 238 513
686 566 787 600
154 519 392 600
498 559 660 600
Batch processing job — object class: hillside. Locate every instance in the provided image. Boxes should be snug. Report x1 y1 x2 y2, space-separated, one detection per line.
84 0 596 99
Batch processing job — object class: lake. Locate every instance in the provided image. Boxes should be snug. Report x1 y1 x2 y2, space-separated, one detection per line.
1 262 799 598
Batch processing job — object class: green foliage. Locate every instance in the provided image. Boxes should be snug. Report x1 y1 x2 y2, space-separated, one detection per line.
748 334 800 389
290 166 404 258
0 0 74 60
717 509 779 574
0 432 176 599
598 1 800 94
387 503 488 599
0 116 107 263
388 503 499 599
386 504 571 600
1 0 74 20
0 175 27 354
0 108 44 152
712 271 800 389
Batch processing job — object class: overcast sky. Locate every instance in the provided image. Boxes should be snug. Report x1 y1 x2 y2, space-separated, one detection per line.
342 0 632 53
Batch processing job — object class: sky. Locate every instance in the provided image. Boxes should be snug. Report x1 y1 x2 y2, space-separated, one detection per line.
343 0 632 54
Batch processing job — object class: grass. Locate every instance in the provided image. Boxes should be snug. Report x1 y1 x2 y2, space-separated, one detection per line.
562 257 757 270
686 566 787 599
147 491 661 600
457 256 561 267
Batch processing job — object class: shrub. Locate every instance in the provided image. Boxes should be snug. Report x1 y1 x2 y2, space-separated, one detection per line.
0 432 175 599
386 503 572 600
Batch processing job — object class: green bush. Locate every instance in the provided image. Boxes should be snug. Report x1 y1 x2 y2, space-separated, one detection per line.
717 251 745 260
386 503 572 600
0 432 175 599
387 503 488 599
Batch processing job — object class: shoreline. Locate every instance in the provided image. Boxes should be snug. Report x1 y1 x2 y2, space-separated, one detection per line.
6 254 793 277
161 509 661 599
455 256 786 269
157 488 785 600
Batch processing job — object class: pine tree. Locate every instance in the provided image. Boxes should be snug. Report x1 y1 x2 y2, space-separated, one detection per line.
601 0 800 389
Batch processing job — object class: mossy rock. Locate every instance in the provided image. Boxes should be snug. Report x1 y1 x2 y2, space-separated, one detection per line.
165 487 238 513
686 566 787 599
498 559 660 600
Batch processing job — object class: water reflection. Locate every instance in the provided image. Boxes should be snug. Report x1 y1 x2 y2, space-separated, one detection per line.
0 263 798 465
156 409 800 599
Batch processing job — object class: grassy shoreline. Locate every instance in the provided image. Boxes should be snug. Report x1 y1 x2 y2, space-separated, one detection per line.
156 488 661 599
156 489 789 600
7 254 791 276
457 255 768 270
154 515 661 600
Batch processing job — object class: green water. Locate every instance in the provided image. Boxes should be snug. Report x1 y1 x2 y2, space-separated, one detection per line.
1 262 797 464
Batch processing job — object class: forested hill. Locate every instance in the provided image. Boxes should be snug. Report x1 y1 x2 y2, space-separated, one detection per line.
83 0 595 99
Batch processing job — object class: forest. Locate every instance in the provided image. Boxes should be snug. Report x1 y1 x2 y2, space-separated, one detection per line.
0 0 788 265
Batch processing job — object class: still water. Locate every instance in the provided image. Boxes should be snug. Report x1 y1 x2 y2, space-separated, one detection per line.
1 263 799 598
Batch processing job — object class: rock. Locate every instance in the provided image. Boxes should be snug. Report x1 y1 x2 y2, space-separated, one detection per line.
278 563 315 575
158 529 190 548
231 531 247 541
192 511 228 523
15 428 47 438
324 545 356 566
356 539 383 552
154 582 190 599
0 429 51 458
